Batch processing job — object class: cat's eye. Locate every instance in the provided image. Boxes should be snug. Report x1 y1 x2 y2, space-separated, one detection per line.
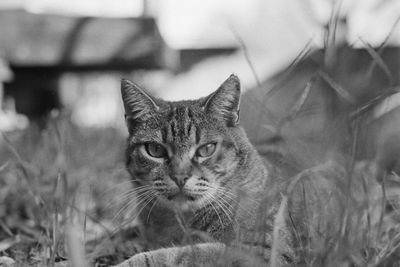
145 143 167 158
196 143 217 158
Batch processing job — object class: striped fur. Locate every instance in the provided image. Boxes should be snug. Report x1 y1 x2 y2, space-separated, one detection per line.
116 75 294 266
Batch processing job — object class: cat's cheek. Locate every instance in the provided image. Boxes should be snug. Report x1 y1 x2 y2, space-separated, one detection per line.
135 150 160 167
138 145 166 163
219 148 239 169
130 154 163 179
205 158 235 175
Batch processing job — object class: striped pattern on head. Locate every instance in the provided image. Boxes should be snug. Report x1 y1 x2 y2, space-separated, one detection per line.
121 74 254 212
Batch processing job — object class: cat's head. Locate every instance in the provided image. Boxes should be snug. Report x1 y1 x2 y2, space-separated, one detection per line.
121 74 251 211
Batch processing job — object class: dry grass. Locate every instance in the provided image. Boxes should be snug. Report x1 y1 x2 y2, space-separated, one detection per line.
1 9 400 266
1 65 400 267
0 115 133 266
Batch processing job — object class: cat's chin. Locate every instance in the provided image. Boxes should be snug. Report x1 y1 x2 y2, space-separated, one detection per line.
171 201 197 212
161 193 204 212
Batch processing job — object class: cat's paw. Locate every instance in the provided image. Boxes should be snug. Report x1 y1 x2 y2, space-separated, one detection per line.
112 252 149 267
112 246 207 267
112 243 267 267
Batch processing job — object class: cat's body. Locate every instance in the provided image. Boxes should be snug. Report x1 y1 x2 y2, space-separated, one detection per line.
108 72 388 267
116 75 294 266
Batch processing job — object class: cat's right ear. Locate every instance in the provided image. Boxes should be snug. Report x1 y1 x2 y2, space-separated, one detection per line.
202 74 241 127
121 79 159 130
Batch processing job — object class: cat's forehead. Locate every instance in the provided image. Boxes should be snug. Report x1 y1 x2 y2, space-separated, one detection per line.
159 102 205 145
133 101 218 147
130 98 227 149
164 101 202 123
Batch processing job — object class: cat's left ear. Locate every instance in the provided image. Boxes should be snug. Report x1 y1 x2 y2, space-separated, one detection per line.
121 79 159 131
203 74 241 126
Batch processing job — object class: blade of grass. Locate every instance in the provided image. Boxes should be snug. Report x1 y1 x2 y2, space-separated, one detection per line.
270 171 308 266
366 16 400 77
358 37 394 85
265 38 314 100
349 86 400 120
66 223 86 267
229 26 260 87
278 76 316 131
2 132 44 207
318 70 355 104
324 0 343 68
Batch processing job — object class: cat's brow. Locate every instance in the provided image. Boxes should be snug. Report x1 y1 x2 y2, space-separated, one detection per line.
129 131 163 144
182 106 192 137
164 105 197 145
195 124 201 144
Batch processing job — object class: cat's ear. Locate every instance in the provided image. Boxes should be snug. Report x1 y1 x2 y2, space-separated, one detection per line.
203 74 241 126
121 79 159 129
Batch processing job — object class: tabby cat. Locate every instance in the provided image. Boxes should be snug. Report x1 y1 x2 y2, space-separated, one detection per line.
115 74 295 266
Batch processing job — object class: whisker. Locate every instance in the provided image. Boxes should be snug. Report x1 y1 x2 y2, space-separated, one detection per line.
218 194 244 227
212 186 258 218
116 185 154 198
216 194 235 216
112 190 153 223
119 184 152 193
211 187 242 211
111 192 158 231
131 191 158 223
217 186 260 206
205 192 224 230
146 196 159 223
110 184 151 198
100 179 143 193
115 186 153 202
104 186 153 210
212 194 233 223
213 187 239 204
210 186 236 198
111 198 141 223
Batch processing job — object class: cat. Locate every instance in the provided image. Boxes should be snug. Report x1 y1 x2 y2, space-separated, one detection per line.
113 74 295 267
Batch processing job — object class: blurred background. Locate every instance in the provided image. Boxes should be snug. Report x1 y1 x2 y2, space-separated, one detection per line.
0 0 399 131
0 0 400 265
0 0 399 171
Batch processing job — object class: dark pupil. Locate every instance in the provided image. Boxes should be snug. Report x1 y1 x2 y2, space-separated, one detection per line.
148 143 165 157
199 143 215 157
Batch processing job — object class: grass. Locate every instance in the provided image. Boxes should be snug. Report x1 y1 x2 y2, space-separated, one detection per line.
1 9 400 266
0 115 133 266
1 61 400 267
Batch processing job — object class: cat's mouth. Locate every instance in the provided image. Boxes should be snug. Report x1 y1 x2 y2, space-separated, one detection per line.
166 192 197 202
162 192 201 211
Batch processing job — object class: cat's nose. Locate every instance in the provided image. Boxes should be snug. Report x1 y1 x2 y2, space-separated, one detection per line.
171 174 189 189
